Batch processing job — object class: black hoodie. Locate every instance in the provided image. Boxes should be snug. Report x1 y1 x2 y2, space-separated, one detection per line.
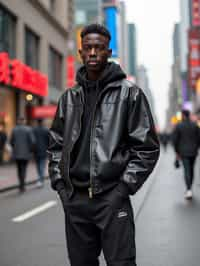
70 62 126 188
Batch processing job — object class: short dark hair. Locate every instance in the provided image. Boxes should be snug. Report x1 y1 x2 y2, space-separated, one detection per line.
182 109 190 118
81 23 111 41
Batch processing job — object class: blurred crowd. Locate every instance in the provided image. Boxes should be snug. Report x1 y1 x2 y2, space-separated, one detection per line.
0 118 49 192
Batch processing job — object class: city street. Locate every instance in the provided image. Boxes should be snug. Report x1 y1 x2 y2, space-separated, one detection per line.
0 147 200 266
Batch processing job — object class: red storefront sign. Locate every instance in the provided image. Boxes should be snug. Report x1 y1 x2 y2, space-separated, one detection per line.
0 111 6 117
192 0 200 26
30 105 57 118
0 53 10 85
0 52 48 97
66 55 75 88
188 28 200 89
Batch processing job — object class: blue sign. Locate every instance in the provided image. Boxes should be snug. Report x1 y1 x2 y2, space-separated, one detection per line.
104 7 118 58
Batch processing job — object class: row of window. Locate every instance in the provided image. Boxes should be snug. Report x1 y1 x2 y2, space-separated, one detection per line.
0 5 62 90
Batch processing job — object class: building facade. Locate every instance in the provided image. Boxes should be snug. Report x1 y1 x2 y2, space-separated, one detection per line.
0 0 74 134
118 1 128 72
136 65 157 125
127 23 137 79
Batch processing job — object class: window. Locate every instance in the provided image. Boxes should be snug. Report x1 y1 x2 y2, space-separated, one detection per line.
0 6 16 58
48 47 62 90
25 27 39 69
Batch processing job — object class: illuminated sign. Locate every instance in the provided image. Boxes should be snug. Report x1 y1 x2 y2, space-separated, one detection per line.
30 105 57 118
188 28 200 89
192 0 200 26
0 52 48 97
104 7 118 57
66 55 75 88
76 27 82 61
0 53 10 85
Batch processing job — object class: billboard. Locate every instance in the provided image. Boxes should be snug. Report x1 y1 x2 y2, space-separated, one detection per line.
0 52 48 97
191 0 200 26
188 28 200 89
104 7 118 58
76 27 83 62
66 56 75 88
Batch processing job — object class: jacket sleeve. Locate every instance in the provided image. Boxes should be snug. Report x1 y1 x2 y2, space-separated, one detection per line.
120 86 160 195
47 94 66 191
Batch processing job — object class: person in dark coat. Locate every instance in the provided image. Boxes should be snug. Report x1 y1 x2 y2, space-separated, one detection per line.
33 119 49 187
0 122 7 164
159 131 170 151
172 109 200 200
10 117 35 192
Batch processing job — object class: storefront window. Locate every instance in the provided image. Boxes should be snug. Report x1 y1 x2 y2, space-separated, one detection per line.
48 46 62 90
25 27 39 69
0 5 16 58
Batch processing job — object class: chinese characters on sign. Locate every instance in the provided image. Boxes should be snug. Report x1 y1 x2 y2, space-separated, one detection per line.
192 0 200 27
188 28 200 90
0 52 48 97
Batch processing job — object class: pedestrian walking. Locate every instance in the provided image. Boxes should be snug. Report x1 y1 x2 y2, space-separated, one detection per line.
0 122 7 164
159 131 170 151
33 119 49 188
10 117 35 192
48 24 160 266
172 109 200 200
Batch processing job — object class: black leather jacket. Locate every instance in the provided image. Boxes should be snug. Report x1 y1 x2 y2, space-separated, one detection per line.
48 79 160 198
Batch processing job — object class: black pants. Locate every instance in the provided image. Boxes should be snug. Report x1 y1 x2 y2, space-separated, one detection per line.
64 189 136 266
16 159 28 192
182 156 196 190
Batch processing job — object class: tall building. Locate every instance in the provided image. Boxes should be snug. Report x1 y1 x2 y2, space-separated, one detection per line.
118 1 128 72
173 23 182 107
136 65 156 124
173 23 181 60
166 23 182 130
180 0 190 74
0 0 74 133
74 0 100 25
127 23 137 79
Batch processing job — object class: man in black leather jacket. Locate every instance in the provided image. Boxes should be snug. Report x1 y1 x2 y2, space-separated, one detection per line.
48 24 160 266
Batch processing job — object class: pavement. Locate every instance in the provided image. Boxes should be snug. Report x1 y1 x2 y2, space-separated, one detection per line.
1 146 200 266
136 147 200 266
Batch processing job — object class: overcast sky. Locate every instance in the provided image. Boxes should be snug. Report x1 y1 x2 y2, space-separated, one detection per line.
124 0 180 130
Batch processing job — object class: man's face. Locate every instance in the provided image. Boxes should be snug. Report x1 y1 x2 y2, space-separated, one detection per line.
79 33 112 74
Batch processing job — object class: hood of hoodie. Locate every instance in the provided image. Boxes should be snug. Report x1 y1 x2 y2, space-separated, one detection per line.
76 62 126 91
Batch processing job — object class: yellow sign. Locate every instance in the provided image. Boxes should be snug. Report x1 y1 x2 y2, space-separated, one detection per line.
196 77 200 94
76 27 82 62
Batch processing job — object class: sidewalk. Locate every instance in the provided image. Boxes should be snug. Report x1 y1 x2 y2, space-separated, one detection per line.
0 161 48 193
135 147 200 266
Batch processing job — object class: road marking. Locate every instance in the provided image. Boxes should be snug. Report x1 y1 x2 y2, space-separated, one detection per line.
12 201 57 223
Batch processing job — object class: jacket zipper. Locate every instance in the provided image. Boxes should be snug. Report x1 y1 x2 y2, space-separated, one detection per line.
89 82 113 198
